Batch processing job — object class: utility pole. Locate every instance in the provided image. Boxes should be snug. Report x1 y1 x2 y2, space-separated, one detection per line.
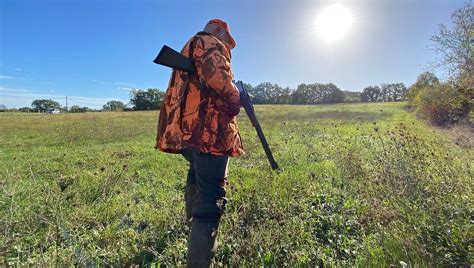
66 96 68 113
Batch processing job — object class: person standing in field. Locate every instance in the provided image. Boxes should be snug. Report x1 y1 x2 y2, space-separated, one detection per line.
155 19 244 267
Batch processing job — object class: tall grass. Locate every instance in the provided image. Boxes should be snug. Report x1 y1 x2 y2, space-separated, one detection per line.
0 103 472 266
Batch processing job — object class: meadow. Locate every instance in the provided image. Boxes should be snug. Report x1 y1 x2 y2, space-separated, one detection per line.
0 102 472 266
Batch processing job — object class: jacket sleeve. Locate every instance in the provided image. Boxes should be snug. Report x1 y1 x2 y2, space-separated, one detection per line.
195 42 241 116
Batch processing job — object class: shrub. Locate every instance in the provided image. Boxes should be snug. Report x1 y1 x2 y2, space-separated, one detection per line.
418 83 469 126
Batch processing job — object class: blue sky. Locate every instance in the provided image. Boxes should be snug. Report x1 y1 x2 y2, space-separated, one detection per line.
0 0 466 108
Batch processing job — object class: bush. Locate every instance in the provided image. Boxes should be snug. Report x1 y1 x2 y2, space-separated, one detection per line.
418 83 469 126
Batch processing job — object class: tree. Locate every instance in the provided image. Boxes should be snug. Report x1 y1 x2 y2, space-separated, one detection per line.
407 3 473 126
70 105 91 113
19 107 32 112
243 83 254 92
343 91 361 103
380 83 407 101
430 3 473 121
430 2 473 79
249 82 291 104
360 86 381 102
129 88 164 110
70 105 81 113
435 2 474 107
413 71 440 88
292 83 344 104
278 87 292 104
0 104 6 111
320 83 344 103
292 84 313 104
103 100 126 111
31 99 61 112
407 72 441 106
392 83 408 101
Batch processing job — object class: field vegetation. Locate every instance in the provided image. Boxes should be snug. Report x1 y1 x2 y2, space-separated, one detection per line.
1 102 472 266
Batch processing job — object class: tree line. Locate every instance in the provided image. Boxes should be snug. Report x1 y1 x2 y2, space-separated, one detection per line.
8 89 166 113
244 82 408 104
8 81 408 113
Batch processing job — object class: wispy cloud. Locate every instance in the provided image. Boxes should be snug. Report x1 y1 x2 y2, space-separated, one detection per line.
68 95 125 102
114 82 136 87
15 68 23 71
0 75 26 80
117 86 133 92
40 81 57 85
92 79 105 84
0 88 63 100
0 86 35 93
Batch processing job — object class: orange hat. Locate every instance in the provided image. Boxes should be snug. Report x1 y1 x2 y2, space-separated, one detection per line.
209 19 231 32
204 19 236 49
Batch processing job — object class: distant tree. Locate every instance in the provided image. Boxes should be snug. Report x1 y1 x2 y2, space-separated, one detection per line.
320 83 344 103
31 99 61 112
19 107 32 112
292 83 344 104
102 100 126 111
380 83 408 101
361 86 381 102
0 104 6 112
343 91 361 103
394 83 409 101
413 71 440 88
379 85 390 102
249 82 268 104
129 88 164 110
70 105 81 113
292 84 313 104
243 83 254 92
407 72 441 106
278 87 292 104
250 82 291 104
70 105 91 113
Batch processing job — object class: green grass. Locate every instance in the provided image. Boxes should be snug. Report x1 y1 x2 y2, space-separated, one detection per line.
0 102 472 266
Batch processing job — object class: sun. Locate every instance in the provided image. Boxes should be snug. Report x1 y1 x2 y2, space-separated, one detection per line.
315 4 354 43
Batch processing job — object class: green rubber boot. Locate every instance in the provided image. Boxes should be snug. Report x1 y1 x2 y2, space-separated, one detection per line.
186 220 219 268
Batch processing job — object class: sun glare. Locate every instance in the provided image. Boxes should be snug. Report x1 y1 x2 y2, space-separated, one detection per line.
315 4 354 43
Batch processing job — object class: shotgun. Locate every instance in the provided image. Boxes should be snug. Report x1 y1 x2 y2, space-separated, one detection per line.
153 45 279 170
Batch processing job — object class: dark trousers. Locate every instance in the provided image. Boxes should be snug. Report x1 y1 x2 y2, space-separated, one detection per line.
182 149 229 267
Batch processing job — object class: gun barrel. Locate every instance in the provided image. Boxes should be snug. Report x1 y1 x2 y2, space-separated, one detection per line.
255 124 279 170
236 81 279 170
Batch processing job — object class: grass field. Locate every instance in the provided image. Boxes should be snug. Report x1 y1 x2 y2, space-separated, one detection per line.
0 102 472 266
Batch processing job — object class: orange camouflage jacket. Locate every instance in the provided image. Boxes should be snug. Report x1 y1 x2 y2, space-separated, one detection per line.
155 30 244 157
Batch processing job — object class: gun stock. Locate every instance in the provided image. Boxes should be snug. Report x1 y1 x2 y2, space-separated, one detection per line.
153 45 196 74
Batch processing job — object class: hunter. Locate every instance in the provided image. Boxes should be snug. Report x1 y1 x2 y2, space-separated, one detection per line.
155 19 244 267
